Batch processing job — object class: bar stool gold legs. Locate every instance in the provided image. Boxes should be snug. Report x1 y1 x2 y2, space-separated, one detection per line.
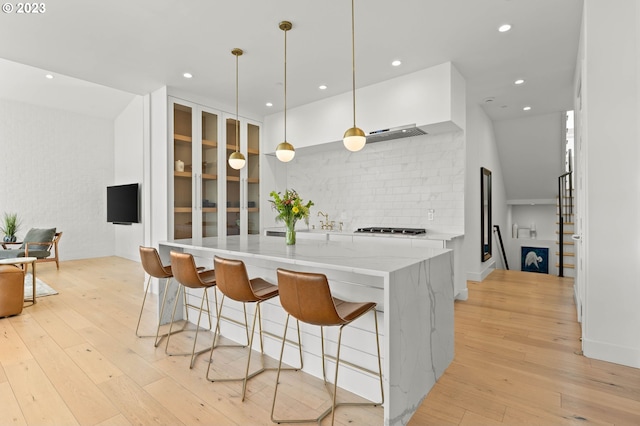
135 274 171 343
165 282 216 368
206 256 303 401
137 246 189 346
271 268 384 425
167 251 218 369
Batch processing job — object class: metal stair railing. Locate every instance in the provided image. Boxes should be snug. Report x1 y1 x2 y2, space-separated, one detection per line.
558 171 573 277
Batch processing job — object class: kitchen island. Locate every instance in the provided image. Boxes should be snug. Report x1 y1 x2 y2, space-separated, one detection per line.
159 235 454 425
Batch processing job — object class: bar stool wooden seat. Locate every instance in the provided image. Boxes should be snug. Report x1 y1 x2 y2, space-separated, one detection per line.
206 256 302 401
137 246 180 346
167 251 217 368
272 268 384 425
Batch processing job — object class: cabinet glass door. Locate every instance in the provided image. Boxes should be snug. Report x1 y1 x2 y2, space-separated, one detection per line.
173 103 193 239
226 118 241 235
201 110 219 237
246 122 260 234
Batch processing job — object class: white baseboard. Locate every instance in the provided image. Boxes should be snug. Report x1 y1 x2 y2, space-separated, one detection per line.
454 288 468 301
582 338 640 369
466 259 496 282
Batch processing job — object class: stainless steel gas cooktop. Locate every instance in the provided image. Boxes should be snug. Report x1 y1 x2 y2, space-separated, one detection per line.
354 227 427 235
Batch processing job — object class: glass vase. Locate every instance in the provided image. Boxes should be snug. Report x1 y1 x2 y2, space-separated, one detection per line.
285 222 296 245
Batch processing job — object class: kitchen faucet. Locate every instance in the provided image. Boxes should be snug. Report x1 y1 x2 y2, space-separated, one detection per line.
317 211 334 230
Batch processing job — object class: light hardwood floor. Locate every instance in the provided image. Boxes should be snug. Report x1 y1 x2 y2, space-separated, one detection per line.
1 258 639 425
410 269 640 425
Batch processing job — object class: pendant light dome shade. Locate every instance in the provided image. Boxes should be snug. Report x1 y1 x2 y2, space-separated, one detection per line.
228 151 246 169
343 126 366 152
343 0 366 152
276 21 295 163
276 141 295 162
228 48 246 170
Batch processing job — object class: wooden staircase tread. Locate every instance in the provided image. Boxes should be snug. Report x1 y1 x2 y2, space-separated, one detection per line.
555 263 575 268
555 252 575 256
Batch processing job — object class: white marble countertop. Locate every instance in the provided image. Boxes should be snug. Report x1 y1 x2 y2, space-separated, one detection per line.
162 235 450 276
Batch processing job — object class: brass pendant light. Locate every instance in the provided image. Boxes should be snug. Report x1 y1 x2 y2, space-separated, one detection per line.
275 21 295 163
343 0 366 152
228 48 246 170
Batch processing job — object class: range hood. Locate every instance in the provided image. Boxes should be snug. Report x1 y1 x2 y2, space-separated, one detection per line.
366 124 427 143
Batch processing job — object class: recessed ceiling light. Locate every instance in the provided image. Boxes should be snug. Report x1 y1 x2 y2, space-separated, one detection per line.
45 74 54 79
514 79 525 85
391 60 402 67
183 72 193 79
523 106 532 111
498 24 512 32
266 102 273 107
318 85 327 90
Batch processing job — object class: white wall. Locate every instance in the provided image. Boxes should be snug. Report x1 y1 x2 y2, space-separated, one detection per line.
494 112 564 202
0 98 115 260
277 131 465 233
580 0 640 368
113 96 145 261
148 87 169 249
465 104 508 280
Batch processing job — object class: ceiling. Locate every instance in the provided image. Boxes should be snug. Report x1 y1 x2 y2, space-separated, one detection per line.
0 0 583 121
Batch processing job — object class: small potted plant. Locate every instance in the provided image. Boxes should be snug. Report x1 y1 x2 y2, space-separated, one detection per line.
1 212 20 243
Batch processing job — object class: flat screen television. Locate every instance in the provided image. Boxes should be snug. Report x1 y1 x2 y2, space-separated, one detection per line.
107 183 139 224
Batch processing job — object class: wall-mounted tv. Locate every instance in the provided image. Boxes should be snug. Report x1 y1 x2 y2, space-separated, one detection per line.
107 183 139 224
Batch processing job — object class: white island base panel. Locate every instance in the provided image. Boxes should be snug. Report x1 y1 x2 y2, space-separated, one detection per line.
159 236 454 425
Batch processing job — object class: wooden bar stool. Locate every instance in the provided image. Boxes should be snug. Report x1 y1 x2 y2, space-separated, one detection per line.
206 256 302 401
271 268 384 425
137 246 191 346
167 251 218 369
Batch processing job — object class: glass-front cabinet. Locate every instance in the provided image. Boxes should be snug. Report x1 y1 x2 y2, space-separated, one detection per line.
201 109 220 238
225 117 241 235
172 102 194 239
170 97 260 239
224 115 261 236
245 120 260 235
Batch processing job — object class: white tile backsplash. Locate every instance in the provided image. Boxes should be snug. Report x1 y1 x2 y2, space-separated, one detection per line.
285 131 465 233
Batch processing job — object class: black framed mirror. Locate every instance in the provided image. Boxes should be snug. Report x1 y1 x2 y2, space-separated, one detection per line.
481 167 492 261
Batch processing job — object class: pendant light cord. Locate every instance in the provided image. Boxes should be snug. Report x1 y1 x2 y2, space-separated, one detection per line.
284 26 288 142
235 51 240 153
351 0 357 128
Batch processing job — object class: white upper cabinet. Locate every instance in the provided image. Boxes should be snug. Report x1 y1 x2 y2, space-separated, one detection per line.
263 62 466 152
